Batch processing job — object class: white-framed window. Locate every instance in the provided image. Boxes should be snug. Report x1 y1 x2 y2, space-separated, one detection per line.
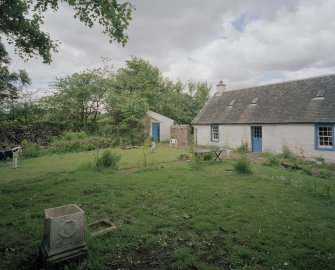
211 125 219 142
315 124 334 150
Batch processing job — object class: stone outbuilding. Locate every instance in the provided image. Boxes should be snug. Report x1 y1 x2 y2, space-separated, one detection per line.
170 125 192 147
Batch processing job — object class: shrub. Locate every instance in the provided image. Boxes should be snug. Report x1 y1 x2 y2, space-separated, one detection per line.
318 170 331 179
302 167 312 176
237 142 249 154
21 139 40 158
60 131 87 141
233 156 253 174
47 135 112 153
94 150 121 171
281 145 294 160
203 152 214 161
314 156 325 165
264 154 281 167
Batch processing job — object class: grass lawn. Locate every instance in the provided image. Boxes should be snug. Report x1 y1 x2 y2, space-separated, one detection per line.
0 145 334 269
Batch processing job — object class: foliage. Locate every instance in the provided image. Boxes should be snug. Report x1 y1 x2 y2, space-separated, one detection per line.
318 169 331 179
0 44 31 119
45 66 113 127
110 93 149 145
47 133 112 154
0 0 133 64
302 167 313 176
159 79 211 124
2 88 47 123
281 145 294 160
314 156 325 165
21 139 40 158
59 131 88 141
203 152 214 161
237 141 249 154
93 150 120 171
233 156 253 174
108 57 211 125
263 152 281 167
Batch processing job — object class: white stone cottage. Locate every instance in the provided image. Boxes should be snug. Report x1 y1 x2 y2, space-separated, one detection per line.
146 110 174 142
192 75 335 162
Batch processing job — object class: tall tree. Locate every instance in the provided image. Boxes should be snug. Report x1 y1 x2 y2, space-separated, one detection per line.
0 43 31 120
110 56 164 111
45 66 113 126
0 0 133 64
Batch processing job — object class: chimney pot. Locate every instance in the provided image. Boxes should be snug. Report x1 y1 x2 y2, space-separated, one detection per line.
216 80 226 96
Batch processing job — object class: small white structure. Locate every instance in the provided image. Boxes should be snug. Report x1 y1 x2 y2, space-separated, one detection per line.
146 110 174 142
170 139 178 147
192 75 335 162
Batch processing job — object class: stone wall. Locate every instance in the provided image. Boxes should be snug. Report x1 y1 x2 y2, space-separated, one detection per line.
170 125 191 147
0 123 64 146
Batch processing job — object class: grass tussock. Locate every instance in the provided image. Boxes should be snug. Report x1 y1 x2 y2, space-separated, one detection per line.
233 156 253 174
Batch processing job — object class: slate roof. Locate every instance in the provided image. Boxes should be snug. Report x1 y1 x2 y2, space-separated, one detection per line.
192 75 335 125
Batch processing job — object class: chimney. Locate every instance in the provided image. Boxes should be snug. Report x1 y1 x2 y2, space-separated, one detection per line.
216 80 226 96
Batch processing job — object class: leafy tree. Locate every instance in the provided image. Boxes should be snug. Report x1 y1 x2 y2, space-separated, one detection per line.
0 0 133 63
7 89 47 124
0 43 31 120
45 66 113 126
159 79 211 124
110 93 149 145
108 57 211 125
110 56 164 111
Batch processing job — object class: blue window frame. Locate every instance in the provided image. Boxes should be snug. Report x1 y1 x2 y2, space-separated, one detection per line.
210 125 219 142
315 124 334 151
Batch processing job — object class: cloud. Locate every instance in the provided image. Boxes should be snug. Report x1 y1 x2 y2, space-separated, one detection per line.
4 0 335 93
164 0 335 90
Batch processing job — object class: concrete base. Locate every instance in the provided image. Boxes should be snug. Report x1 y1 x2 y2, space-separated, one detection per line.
40 243 88 269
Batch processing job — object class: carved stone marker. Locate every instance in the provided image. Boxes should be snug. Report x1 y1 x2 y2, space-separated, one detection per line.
40 204 88 268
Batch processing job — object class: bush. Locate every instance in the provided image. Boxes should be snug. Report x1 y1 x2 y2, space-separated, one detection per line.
21 139 40 158
233 156 253 174
314 156 325 165
302 167 313 176
318 170 331 179
203 152 214 161
60 131 88 141
47 134 112 154
237 142 249 154
263 153 281 167
94 150 121 171
281 145 294 160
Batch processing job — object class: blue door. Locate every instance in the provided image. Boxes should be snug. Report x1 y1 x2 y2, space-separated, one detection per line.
152 123 160 142
251 126 262 152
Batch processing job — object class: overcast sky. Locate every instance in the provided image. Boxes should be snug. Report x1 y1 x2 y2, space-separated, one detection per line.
6 0 335 93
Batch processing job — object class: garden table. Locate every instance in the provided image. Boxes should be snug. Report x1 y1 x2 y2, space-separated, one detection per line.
192 148 227 161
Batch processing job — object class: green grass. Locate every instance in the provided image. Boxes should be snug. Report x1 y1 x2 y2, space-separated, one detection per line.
0 146 335 269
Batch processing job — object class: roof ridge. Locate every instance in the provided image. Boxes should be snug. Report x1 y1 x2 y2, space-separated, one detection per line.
229 73 335 92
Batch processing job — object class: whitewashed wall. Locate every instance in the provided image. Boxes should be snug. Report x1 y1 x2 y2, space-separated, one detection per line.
194 124 335 162
147 111 174 141
194 125 250 148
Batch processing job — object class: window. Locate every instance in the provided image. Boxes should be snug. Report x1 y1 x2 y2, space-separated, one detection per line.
316 89 326 97
251 97 259 104
211 125 219 142
229 99 236 106
315 124 334 150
